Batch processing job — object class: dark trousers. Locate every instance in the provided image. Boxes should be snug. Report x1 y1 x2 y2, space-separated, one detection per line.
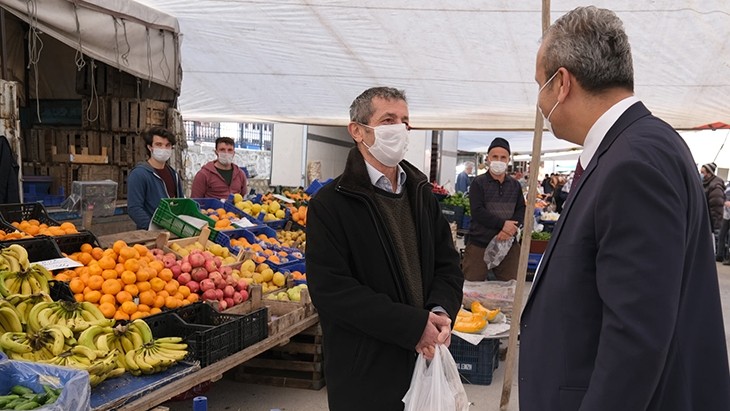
462 242 520 281
717 218 729 261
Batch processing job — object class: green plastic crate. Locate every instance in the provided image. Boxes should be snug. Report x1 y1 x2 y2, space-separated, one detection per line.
151 198 219 240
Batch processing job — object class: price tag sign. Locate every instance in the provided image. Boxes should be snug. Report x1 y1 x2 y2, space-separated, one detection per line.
272 194 295 204
34 257 83 271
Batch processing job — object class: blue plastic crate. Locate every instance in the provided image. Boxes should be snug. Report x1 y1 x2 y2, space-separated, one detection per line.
449 334 500 385
527 253 543 271
462 215 471 230
304 178 333 196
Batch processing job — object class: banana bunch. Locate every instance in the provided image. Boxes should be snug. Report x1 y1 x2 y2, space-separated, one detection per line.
4 292 53 326
106 320 155 370
0 324 75 361
124 337 188 376
41 347 125 386
28 300 112 333
0 300 23 333
0 244 30 272
0 332 33 358
0 263 52 297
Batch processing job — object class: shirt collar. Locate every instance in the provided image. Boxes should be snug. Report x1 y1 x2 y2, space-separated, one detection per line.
580 95 640 167
364 161 407 194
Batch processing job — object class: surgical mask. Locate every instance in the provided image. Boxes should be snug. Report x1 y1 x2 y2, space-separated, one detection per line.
359 123 409 167
151 148 172 163
489 161 508 176
217 152 235 166
538 70 560 135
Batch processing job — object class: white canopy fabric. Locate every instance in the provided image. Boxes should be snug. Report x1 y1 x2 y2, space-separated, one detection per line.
135 0 729 130
0 0 181 92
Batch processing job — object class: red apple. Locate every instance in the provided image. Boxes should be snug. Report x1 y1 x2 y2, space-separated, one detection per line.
170 264 182 278
187 281 200 293
202 289 217 301
177 273 191 285
191 267 208 282
200 279 216 292
218 299 228 310
214 289 224 300
239 289 249 302
189 253 206 268
236 279 248 291
223 285 235 298
232 291 244 305
180 261 192 273
214 256 223 268
224 297 234 308
204 259 218 273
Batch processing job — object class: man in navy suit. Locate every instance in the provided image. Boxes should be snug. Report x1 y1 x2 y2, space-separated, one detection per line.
519 6 730 411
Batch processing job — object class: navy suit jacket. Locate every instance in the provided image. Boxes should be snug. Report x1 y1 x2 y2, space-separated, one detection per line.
519 102 730 411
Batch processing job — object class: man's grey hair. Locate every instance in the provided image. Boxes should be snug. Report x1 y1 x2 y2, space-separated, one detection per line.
542 6 634 93
464 161 475 168
349 87 407 124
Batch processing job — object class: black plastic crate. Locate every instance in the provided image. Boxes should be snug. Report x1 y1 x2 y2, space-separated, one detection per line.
0 236 63 262
241 307 268 348
53 230 100 255
144 302 247 367
0 202 60 228
448 334 500 385
440 204 465 228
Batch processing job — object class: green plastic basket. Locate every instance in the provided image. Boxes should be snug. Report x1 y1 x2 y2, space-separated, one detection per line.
151 198 219 240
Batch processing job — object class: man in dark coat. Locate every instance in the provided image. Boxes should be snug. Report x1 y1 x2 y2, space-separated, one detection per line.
306 87 464 411
0 136 20 204
701 162 727 231
520 6 730 411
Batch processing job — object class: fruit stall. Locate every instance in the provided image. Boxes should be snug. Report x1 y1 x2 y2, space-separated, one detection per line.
0 185 319 410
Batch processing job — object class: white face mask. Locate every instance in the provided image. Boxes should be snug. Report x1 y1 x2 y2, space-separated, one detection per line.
538 70 560 136
217 152 235 166
151 147 172 163
489 161 508 176
359 123 409 167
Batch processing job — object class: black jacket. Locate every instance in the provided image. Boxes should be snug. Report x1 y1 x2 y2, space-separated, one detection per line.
306 148 464 411
0 136 20 204
520 102 730 411
703 174 726 230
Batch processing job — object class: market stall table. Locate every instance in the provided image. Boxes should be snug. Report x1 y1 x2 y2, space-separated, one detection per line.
103 313 320 411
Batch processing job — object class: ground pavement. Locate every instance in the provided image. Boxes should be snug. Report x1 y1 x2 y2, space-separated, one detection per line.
164 262 730 411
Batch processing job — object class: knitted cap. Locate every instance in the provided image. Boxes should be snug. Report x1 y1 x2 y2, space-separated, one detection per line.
488 137 511 154
702 162 717 175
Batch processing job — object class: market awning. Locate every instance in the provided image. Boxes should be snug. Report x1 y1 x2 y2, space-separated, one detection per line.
0 0 181 92
134 0 730 130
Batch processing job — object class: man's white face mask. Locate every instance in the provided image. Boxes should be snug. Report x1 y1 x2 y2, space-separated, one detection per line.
538 70 560 136
359 123 410 167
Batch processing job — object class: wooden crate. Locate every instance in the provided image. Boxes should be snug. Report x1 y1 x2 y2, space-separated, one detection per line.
81 97 111 130
233 324 325 390
118 166 131 199
78 165 119 182
110 98 169 132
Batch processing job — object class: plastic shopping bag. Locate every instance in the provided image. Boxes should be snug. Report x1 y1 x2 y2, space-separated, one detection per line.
483 236 514 269
402 345 469 411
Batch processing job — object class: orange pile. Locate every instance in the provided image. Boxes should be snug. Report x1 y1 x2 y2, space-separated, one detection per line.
202 208 239 230
55 240 198 321
288 205 308 227
0 230 32 241
11 220 78 237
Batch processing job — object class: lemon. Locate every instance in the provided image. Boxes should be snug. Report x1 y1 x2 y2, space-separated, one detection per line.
272 271 286 286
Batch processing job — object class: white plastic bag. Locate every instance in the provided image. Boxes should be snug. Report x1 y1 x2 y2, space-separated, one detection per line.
402 345 469 411
483 236 514 269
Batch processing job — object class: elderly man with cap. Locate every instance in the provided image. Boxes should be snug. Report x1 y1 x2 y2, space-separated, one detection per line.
463 137 526 281
700 162 727 232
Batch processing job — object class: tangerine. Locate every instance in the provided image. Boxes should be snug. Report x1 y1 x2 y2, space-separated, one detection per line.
99 294 117 306
99 303 116 318
84 290 101 303
120 301 137 315
113 311 130 321
121 270 137 285
101 279 122 295
116 290 133 304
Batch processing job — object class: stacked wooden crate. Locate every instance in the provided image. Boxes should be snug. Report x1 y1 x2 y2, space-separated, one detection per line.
233 324 325 390
20 59 174 201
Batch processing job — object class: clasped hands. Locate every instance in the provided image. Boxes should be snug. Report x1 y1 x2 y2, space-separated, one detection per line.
496 220 519 241
415 312 451 360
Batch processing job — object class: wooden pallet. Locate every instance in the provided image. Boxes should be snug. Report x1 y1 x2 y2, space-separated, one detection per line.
233 324 325 390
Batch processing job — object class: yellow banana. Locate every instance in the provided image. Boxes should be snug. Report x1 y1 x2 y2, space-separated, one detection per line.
124 349 140 372
130 319 154 343
128 329 144 349
0 332 32 353
80 302 106 321
119 335 134 353
134 349 155 373
8 245 29 270
0 307 23 332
